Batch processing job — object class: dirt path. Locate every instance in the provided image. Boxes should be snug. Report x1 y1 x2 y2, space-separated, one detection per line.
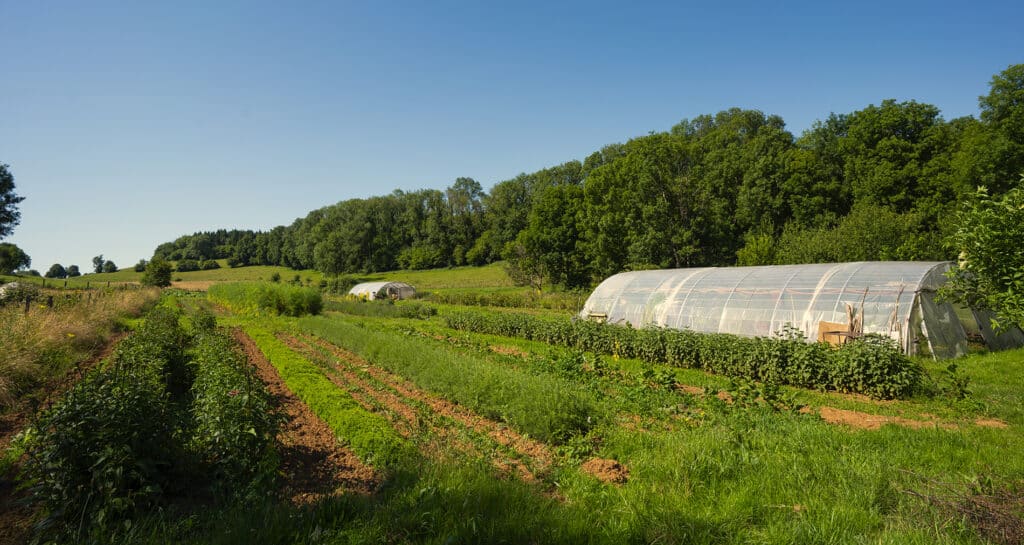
232 330 379 503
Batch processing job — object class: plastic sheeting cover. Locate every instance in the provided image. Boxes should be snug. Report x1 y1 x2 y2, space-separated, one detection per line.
348 281 416 301
579 262 961 356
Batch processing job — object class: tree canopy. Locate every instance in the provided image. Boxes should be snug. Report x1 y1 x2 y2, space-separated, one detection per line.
150 64 1024 293
0 243 30 275
0 164 24 240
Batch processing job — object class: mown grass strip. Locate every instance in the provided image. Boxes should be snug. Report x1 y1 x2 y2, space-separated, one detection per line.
240 325 413 467
296 315 606 445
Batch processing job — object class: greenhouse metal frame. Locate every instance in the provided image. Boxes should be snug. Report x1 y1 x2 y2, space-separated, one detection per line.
579 261 1024 359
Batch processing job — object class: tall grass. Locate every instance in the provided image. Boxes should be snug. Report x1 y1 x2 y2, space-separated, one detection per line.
0 287 160 408
208 282 322 317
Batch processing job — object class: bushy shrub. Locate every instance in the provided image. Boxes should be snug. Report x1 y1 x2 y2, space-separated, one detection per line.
200 260 220 270
444 309 922 399
0 281 40 306
175 259 200 272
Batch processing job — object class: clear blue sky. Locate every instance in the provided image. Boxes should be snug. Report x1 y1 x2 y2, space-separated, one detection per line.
2 0 1021 272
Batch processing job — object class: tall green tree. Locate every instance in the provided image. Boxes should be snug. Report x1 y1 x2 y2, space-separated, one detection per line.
141 258 173 287
510 184 589 289
45 263 67 279
0 164 24 240
943 178 1024 331
0 243 30 274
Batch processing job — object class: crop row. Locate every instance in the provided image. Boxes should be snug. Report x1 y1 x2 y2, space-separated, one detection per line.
18 303 277 541
297 315 605 444
444 310 922 399
241 325 413 466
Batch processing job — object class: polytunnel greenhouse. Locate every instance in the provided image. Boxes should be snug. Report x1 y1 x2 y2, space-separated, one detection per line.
348 281 416 301
579 261 1024 359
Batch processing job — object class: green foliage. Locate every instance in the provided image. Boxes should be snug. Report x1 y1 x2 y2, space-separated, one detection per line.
427 289 583 311
176 259 200 272
0 242 30 274
774 203 948 264
326 298 437 319
141 257 173 287
299 316 605 443
20 306 190 539
208 282 322 317
44 263 66 279
444 309 922 399
0 163 24 240
66 264 81 277
243 325 412 465
943 180 1024 331
200 259 220 270
0 280 40 306
189 331 278 495
134 259 148 272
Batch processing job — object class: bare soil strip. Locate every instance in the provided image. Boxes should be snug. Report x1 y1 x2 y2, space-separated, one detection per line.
290 333 556 482
232 329 379 503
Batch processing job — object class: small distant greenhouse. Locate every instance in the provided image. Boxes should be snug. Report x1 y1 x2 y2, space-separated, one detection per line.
579 262 1024 359
348 281 416 301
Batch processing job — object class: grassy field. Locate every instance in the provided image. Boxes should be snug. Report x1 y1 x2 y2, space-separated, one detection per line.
4 267 1024 544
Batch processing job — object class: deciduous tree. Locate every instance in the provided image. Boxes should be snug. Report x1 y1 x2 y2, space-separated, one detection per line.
0 242 30 274
942 177 1024 331
0 164 24 240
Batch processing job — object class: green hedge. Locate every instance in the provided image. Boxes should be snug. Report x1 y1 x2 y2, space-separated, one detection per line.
444 310 923 399
208 282 322 317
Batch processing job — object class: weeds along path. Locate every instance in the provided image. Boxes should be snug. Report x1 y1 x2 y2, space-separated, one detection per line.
232 329 379 503
281 333 554 483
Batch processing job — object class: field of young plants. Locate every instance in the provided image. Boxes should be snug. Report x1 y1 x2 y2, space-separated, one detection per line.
2 277 1023 545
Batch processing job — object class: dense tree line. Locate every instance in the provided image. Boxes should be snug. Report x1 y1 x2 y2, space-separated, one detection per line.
154 65 1024 289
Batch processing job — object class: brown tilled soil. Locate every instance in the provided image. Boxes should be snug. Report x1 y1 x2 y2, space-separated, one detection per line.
580 458 629 485
232 330 379 504
814 406 955 431
291 334 557 483
674 383 1001 432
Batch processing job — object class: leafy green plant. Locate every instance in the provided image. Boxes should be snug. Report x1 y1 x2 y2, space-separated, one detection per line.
445 309 922 399
189 331 279 496
19 305 191 540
